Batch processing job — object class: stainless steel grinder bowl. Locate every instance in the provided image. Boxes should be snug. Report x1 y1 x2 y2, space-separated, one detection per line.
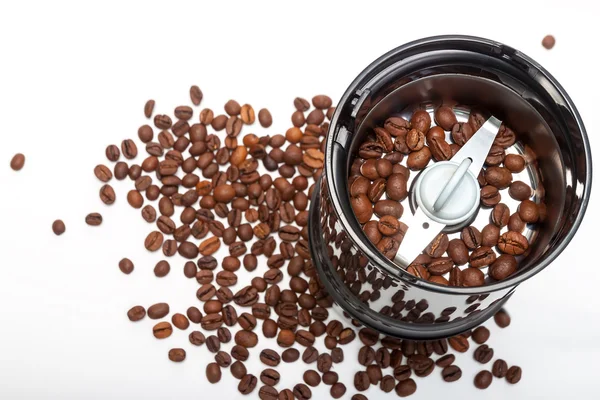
308 35 592 339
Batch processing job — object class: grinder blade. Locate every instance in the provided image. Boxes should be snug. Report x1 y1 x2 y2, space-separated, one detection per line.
393 116 502 268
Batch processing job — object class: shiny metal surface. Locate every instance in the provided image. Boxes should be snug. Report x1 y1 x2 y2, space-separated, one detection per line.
310 35 592 339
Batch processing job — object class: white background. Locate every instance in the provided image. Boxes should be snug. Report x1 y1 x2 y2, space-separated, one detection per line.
1 0 599 399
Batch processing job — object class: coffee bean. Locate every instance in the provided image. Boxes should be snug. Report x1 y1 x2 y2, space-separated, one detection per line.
451 122 473 145
485 166 512 189
442 365 462 382
302 346 319 363
185 307 202 325
469 246 496 268
322 371 339 385
509 181 532 201
481 224 500 247
229 360 247 379
206 362 221 383
492 359 508 378
508 212 526 233
498 231 528 255
206 335 220 353
518 199 539 223
199 236 220 256
473 344 494 364
489 254 517 280
434 106 457 130
105 145 120 161
303 370 321 387
273 348 297 364
429 137 452 161
435 354 455 367
494 309 511 328
99 184 116 205
461 226 482 249
168 348 186 362
448 335 469 352
235 330 258 348
118 258 134 274
152 321 173 339
351 395 368 400
480 185 501 207
407 146 431 170
504 153 525 172
354 371 370 391
395 379 417 397
52 219 66 236
85 213 103 226
293 383 312 400
542 34 555 49
127 305 146 321
492 203 510 227
259 385 278 400
474 370 492 389
447 239 468 265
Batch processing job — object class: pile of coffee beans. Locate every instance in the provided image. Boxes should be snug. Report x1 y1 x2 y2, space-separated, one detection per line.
350 106 545 286
81 87 523 398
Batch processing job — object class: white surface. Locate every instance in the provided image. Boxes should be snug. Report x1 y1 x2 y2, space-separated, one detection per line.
0 0 599 399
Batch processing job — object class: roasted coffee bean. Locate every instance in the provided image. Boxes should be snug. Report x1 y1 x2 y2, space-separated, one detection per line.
374 199 403 218
428 257 454 275
435 354 455 367
214 350 232 368
451 122 473 146
406 129 425 151
230 360 247 379
481 223 500 247
258 386 278 400
489 254 517 280
167 348 186 362
302 346 319 363
492 359 508 378
322 371 339 386
238 312 257 331
317 353 333 373
121 139 137 159
442 365 462 382
331 347 344 363
462 267 485 286
395 378 417 397
519 199 539 223
447 239 468 265
504 153 525 172
407 146 431 170
469 246 496 268
187 306 202 324
366 364 383 384
354 371 370 391
358 346 375 366
205 362 222 384
386 173 408 201
293 383 312 400
474 370 492 389
509 181 532 201
393 365 412 381
425 233 449 257
508 212 526 233
474 344 494 364
494 309 511 328
429 137 452 161
481 185 501 207
118 258 134 275
434 106 458 130
105 145 120 162
461 226 482 249
296 329 315 347
99 184 116 205
408 354 434 377
152 321 173 339
260 368 280 386
498 231 529 255
358 328 379 346
85 213 103 226
188 330 205 346
202 314 223 331
147 303 169 319
338 328 356 344
303 370 321 387
472 326 490 344
127 305 146 321
485 166 512 189
235 330 258 348
206 335 221 353
492 203 510 227
448 335 469 352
